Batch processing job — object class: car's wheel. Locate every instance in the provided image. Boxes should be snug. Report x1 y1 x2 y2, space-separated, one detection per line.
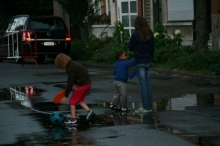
36 56 45 64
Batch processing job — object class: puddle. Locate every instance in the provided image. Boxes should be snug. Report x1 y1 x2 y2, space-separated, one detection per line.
0 86 45 102
1 86 220 145
155 93 220 111
42 82 67 89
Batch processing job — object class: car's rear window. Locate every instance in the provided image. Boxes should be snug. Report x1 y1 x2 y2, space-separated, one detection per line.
28 18 65 30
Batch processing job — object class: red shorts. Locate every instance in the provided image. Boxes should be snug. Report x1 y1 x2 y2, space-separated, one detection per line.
69 83 92 105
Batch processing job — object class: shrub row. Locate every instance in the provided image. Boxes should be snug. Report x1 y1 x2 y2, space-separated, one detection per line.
69 22 220 75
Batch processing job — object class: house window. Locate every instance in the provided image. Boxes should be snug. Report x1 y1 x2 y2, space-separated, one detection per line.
167 0 194 21
101 0 106 14
93 0 111 24
94 0 110 15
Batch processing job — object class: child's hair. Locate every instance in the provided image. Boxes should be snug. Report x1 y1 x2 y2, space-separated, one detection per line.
115 50 125 60
55 53 72 69
134 16 151 42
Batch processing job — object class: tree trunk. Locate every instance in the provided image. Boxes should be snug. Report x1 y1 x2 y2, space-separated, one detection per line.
195 0 210 52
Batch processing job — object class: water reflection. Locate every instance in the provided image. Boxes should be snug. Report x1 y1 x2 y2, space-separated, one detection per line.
143 114 154 124
2 87 220 145
154 93 220 111
110 111 128 125
51 126 65 140
0 86 41 102
7 86 43 108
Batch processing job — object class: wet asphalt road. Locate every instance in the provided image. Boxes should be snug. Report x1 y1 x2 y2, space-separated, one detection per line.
0 60 220 146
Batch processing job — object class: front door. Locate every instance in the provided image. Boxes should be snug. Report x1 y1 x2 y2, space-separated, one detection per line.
117 0 137 36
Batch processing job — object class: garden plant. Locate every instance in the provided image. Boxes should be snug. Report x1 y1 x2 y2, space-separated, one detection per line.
70 21 220 75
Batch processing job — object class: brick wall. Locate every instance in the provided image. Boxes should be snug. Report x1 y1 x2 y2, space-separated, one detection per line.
211 0 220 14
137 0 143 16
210 0 220 50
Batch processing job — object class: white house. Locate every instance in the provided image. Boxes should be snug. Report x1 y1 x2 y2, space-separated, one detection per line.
54 0 220 49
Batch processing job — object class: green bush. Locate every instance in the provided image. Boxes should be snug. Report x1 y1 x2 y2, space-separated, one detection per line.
92 21 132 63
70 21 133 63
174 51 220 75
153 23 220 75
70 39 87 60
93 42 117 62
71 21 220 75
70 33 113 61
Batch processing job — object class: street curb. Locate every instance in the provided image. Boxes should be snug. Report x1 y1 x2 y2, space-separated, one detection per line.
153 68 220 83
81 61 113 70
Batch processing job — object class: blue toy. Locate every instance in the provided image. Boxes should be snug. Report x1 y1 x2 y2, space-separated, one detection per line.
50 111 65 125
51 126 64 140
129 69 137 79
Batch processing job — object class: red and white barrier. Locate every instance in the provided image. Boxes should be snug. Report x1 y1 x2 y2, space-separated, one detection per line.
0 30 38 66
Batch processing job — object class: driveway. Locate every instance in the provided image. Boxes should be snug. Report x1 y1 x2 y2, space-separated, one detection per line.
0 60 219 145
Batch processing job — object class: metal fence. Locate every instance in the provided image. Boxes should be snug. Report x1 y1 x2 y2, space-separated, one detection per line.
0 30 38 66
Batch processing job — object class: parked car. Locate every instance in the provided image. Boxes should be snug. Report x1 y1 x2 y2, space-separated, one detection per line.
0 15 71 63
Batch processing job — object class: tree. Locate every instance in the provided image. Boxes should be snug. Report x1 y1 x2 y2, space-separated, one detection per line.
55 0 100 42
0 0 53 28
195 0 211 52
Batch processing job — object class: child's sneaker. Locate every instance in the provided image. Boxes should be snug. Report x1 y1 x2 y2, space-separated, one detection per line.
110 111 118 118
135 107 152 113
86 110 96 122
120 107 127 112
66 114 80 119
65 127 77 132
120 111 127 116
64 117 77 124
110 103 118 110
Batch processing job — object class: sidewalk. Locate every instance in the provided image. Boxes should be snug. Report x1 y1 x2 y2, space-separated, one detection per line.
153 68 220 84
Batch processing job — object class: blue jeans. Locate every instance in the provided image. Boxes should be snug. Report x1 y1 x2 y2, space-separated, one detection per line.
136 63 153 110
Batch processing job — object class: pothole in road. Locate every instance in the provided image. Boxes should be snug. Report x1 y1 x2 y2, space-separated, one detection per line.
1 86 220 145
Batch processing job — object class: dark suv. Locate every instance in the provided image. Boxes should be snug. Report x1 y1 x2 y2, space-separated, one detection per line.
0 15 71 63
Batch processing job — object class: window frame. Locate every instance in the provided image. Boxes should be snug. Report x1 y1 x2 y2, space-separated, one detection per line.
167 0 194 22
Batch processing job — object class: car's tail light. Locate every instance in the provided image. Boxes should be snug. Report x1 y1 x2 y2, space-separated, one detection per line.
66 31 71 41
22 31 31 41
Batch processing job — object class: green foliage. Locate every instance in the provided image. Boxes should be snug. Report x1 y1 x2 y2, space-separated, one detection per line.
0 0 53 27
153 23 220 75
112 21 130 43
154 22 192 63
196 94 214 105
100 14 110 23
70 21 132 63
112 21 133 59
70 30 113 61
93 42 118 63
93 21 133 63
55 0 100 42
156 99 169 110
55 0 94 25
174 51 220 75
69 39 87 60
94 14 102 22
154 23 183 51
88 34 112 56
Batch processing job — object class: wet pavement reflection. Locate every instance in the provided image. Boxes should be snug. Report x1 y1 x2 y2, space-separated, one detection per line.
154 93 220 111
1 86 220 145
